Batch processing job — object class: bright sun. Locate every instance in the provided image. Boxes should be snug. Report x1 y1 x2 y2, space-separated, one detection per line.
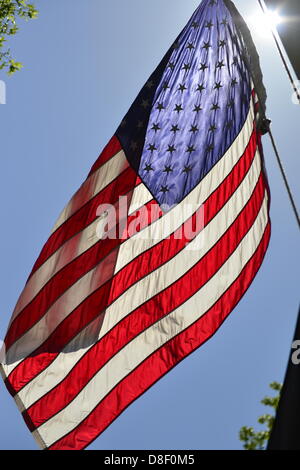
247 10 283 38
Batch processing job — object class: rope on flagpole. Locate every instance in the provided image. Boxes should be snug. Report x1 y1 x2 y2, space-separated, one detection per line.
266 123 300 230
257 0 300 105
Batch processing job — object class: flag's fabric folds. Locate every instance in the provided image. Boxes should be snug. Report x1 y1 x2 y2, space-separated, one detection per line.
1 0 270 450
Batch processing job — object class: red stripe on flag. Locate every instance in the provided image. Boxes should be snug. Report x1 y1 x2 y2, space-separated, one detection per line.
22 172 265 429
88 136 122 177
47 223 271 450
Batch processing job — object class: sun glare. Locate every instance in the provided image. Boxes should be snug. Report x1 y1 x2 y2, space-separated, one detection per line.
247 10 283 38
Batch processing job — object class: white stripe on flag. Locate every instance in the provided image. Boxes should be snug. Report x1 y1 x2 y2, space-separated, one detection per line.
128 183 153 214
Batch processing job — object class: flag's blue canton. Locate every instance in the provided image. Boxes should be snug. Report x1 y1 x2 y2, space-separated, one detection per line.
116 0 252 207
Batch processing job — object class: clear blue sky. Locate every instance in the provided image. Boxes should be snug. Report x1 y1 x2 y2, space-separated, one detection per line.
0 0 299 450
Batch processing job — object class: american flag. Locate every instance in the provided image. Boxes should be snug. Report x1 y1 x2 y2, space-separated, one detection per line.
1 0 270 450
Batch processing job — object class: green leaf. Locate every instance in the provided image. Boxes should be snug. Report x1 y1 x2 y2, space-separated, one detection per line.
0 0 38 74
239 382 282 450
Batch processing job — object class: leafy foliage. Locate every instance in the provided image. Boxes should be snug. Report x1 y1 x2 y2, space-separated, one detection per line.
0 0 38 74
239 382 282 450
